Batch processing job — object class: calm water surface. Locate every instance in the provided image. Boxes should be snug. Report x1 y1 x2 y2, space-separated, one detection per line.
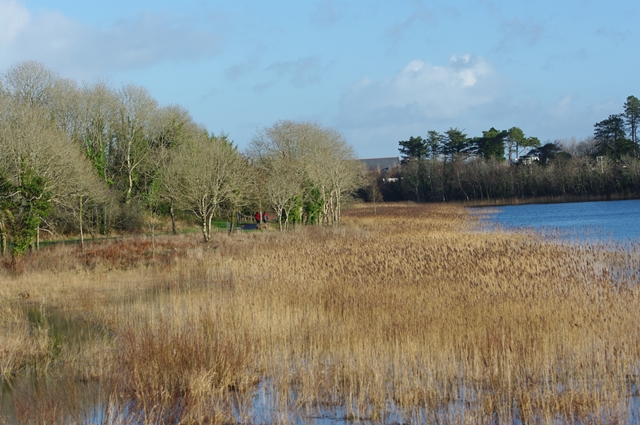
477 199 640 243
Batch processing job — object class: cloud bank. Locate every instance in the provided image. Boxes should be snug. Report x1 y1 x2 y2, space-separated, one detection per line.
0 0 222 76
338 54 502 129
334 54 508 156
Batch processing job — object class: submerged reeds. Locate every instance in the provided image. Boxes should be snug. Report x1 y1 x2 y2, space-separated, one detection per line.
1 203 640 424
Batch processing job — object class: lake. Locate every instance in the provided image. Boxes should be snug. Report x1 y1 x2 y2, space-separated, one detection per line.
476 199 640 243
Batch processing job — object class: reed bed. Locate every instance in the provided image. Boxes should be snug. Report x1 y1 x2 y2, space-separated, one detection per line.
1 203 640 424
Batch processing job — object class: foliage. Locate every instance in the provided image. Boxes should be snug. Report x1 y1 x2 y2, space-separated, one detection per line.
624 95 640 145
399 135 428 162
442 127 469 160
529 142 563 165
12 169 53 255
0 167 53 256
163 134 249 241
385 96 640 204
594 114 633 159
0 61 366 245
471 127 508 161
248 120 361 229
303 185 324 224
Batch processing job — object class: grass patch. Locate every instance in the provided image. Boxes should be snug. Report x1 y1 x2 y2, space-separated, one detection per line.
1 203 639 424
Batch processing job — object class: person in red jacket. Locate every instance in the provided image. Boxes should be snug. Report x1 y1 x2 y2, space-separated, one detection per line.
255 212 261 223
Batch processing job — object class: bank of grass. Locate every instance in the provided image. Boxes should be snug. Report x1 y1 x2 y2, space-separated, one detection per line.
1 203 640 424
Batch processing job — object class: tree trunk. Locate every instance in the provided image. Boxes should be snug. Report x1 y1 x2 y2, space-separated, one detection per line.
151 219 156 258
101 205 106 235
79 195 84 250
229 208 235 235
207 213 214 241
320 186 328 225
170 199 177 235
125 138 134 205
201 215 209 243
1 230 6 256
457 170 469 201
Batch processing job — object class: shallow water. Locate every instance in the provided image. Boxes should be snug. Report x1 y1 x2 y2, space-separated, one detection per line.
0 304 110 424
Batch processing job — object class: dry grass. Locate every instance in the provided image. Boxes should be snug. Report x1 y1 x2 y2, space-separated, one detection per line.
1 203 640 424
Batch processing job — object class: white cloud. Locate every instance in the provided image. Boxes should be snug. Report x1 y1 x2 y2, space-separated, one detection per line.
338 54 502 129
0 1 223 76
335 54 508 157
0 0 30 46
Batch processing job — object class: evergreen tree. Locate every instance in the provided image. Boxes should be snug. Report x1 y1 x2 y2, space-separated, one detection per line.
471 127 508 161
398 136 428 162
442 128 469 161
506 127 525 163
425 130 444 159
594 114 633 159
623 95 640 147
529 143 563 165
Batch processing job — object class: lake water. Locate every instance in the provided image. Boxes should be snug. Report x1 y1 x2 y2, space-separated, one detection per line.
476 199 640 243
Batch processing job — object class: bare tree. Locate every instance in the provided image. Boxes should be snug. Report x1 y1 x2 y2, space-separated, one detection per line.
222 154 255 234
140 105 202 241
267 156 304 230
325 145 362 224
0 87 98 254
365 169 383 214
165 133 247 242
248 121 306 229
0 62 114 252
78 80 119 185
0 83 9 254
3 61 57 108
248 120 361 228
56 155 109 249
49 77 83 143
112 84 158 204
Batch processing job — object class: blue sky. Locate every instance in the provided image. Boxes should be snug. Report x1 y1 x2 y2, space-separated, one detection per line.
1 0 638 158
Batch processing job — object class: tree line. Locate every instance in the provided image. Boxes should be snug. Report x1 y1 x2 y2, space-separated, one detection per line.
367 96 640 203
0 61 362 258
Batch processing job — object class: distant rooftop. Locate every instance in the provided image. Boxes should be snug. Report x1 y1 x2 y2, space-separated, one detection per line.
360 157 400 171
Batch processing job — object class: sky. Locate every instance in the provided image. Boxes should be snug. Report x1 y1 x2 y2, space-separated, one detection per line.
1 0 638 158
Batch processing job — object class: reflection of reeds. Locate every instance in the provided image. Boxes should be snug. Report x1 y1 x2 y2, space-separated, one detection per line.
2 203 640 424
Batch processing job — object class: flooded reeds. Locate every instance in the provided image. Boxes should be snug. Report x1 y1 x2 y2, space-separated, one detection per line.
1 203 640 424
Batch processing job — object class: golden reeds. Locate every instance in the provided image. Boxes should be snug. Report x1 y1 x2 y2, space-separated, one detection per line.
1 204 639 424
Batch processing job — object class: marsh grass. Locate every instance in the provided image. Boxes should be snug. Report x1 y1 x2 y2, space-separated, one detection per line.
1 204 640 424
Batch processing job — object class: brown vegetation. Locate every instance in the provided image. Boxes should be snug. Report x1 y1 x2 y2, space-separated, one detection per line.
1 204 640 424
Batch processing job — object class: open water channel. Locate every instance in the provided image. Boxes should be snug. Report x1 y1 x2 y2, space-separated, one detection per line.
476 199 640 243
